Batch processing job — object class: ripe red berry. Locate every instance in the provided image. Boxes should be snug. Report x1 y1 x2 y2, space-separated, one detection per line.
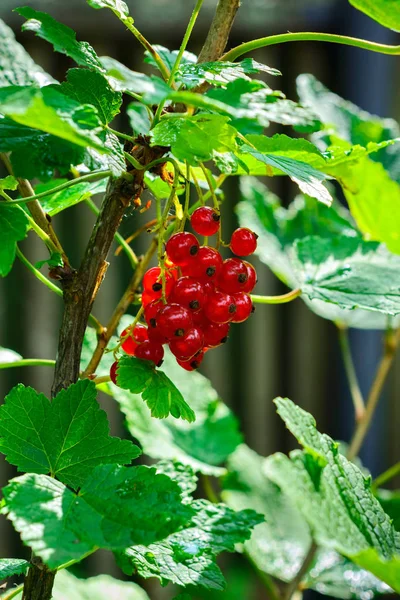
204 290 236 324
203 321 230 347
182 246 223 283
192 310 209 328
242 261 257 293
143 267 174 298
191 206 220 236
141 290 155 307
156 303 193 339
177 350 205 371
110 361 119 384
134 341 164 367
230 227 258 256
171 277 207 313
144 299 163 328
218 258 249 294
121 324 149 355
169 327 204 360
166 232 199 266
232 292 254 323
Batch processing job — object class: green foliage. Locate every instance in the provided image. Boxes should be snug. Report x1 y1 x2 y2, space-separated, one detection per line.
0 347 22 363
116 355 196 422
127 102 152 135
177 59 280 88
100 56 169 102
0 558 29 580
86 0 130 20
35 252 63 270
52 571 150 600
348 0 400 32
35 179 107 216
144 45 197 72
0 203 29 276
0 380 140 488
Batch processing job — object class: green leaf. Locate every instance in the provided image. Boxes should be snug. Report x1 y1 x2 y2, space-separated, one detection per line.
119 499 262 590
53 571 150 600
16 7 103 71
222 444 312 582
117 356 195 422
239 135 332 205
58 68 122 124
100 56 169 103
145 45 196 72
0 379 140 489
0 347 22 363
0 204 29 277
85 131 125 177
35 178 107 216
177 58 280 89
0 117 85 181
294 235 400 316
127 102 151 135
86 0 130 19
110 347 242 475
0 176 18 192
0 558 29 581
151 114 237 165
34 252 63 270
376 489 400 531
265 398 400 592
207 79 321 132
155 460 198 502
0 86 107 152
0 18 55 87
348 0 400 31
2 465 192 568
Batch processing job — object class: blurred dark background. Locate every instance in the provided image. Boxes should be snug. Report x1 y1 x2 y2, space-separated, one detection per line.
0 0 399 598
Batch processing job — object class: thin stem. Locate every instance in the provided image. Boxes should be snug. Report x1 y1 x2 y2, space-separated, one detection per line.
1 585 23 600
56 549 98 572
123 19 170 81
4 171 112 206
85 199 138 267
251 289 301 305
347 329 400 461
197 0 241 63
108 127 137 144
222 32 400 63
124 151 145 171
93 375 112 385
283 541 318 600
202 475 219 504
199 163 219 209
0 359 56 369
372 461 400 492
152 0 205 125
17 247 63 298
337 326 365 422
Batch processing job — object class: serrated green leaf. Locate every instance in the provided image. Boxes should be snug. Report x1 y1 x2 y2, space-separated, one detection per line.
0 176 17 192
222 444 312 582
0 86 107 152
294 235 400 316
2 465 192 568
16 7 103 71
100 56 169 103
0 558 29 581
119 499 262 590
35 178 107 217
151 114 237 165
0 347 22 363
348 0 400 31
265 398 400 592
53 571 150 600
155 460 198 501
59 68 122 125
127 102 151 135
85 131 125 177
0 18 55 87
0 379 140 488
34 252 63 270
0 204 29 277
177 58 280 89
145 45 196 72
117 355 195 422
86 0 130 19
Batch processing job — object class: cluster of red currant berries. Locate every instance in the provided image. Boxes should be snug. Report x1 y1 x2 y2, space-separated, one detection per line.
110 207 258 383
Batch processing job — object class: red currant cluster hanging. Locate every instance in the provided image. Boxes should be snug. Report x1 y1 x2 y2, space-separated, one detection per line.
110 207 258 383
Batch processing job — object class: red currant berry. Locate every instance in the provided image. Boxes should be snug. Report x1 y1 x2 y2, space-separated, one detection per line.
203 280 215 296
182 246 223 282
166 232 199 266
147 325 169 345
171 277 207 313
121 324 148 355
134 341 164 367
218 258 249 294
110 361 119 385
242 261 257 293
156 303 193 339
191 206 220 236
177 350 205 371
204 290 236 324
143 267 175 298
144 299 163 328
232 292 254 323
141 291 155 307
230 227 258 256
203 321 230 347
169 327 204 360
192 310 209 328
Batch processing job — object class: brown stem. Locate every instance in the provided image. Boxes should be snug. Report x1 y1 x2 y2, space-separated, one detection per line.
347 329 400 462
82 237 158 378
21 557 56 600
197 0 241 63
